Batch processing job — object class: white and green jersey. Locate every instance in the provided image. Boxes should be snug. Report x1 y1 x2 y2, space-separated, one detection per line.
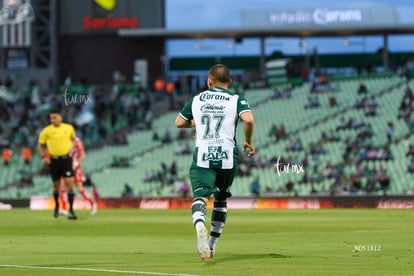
179 87 251 169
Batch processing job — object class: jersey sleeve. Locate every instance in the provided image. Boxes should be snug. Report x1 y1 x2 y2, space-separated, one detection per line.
69 125 76 140
38 128 47 144
237 94 251 117
75 138 85 153
179 98 194 121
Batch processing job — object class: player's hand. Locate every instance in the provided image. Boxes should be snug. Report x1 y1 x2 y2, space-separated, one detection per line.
43 157 51 165
243 142 255 157
73 160 80 170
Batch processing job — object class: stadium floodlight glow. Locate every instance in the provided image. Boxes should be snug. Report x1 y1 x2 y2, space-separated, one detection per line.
4 0 23 5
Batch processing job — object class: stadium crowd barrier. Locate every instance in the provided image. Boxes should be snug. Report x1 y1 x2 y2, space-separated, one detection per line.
18 195 414 210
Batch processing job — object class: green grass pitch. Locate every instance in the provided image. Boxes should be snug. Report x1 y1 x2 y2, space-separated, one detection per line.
0 208 413 276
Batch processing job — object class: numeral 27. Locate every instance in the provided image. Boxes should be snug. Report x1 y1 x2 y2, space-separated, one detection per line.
201 114 225 139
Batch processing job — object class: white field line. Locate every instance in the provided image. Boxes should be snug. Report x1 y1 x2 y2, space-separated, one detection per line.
0 264 202 276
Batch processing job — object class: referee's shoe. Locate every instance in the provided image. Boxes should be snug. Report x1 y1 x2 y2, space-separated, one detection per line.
68 210 77 220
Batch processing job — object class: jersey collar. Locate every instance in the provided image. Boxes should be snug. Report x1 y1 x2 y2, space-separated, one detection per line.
210 86 227 92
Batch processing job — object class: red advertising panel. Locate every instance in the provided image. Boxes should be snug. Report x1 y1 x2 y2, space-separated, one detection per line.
29 196 414 210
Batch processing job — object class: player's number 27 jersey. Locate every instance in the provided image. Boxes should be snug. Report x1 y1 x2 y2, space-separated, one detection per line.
179 87 251 169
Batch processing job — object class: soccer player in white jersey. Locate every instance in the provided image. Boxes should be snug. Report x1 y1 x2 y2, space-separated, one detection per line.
60 137 97 216
175 64 255 260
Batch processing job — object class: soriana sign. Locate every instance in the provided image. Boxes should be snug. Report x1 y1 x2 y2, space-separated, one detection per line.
83 14 138 30
83 0 138 30
59 0 163 35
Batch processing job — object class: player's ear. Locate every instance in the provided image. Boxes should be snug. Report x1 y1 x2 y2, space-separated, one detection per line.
228 78 233 88
207 78 213 89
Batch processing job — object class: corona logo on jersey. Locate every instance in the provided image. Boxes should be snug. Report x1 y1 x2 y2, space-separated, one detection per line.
202 146 229 161
83 0 138 30
94 0 116 11
200 93 230 102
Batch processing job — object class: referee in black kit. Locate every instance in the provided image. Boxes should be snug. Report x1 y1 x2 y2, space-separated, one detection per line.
37 109 77 219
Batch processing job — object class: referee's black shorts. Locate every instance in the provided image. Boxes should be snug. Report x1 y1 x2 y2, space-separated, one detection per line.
49 155 74 181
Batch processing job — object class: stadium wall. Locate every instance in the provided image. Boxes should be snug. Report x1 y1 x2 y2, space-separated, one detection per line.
9 196 414 210
57 0 165 84
58 35 165 84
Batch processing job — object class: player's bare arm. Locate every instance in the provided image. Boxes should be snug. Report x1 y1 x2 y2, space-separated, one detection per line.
175 115 195 128
37 143 50 164
77 144 86 162
79 150 86 161
240 111 255 157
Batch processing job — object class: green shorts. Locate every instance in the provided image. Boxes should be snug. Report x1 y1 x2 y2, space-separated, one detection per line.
189 147 238 200
189 165 237 200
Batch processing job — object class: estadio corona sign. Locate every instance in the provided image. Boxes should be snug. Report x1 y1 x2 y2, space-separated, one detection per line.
269 8 362 25
241 5 399 30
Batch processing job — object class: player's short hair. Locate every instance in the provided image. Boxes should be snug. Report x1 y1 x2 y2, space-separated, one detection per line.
208 64 231 83
49 108 62 115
